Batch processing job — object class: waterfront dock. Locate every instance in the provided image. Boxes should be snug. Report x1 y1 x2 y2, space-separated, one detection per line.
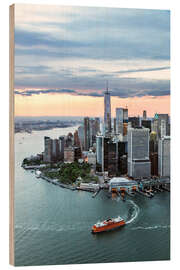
92 189 101 198
136 189 152 198
40 175 76 190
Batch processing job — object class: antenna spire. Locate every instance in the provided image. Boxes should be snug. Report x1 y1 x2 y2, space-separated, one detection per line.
106 80 108 93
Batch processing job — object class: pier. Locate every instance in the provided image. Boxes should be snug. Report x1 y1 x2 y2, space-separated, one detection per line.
92 189 101 198
136 189 152 198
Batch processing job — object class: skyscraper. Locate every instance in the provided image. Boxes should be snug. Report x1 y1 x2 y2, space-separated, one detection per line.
104 82 111 134
59 136 65 160
52 139 59 161
116 108 124 135
89 119 96 146
153 113 169 138
43 136 53 163
78 125 84 150
158 136 170 177
141 119 151 132
96 135 103 168
128 116 140 128
116 107 128 141
74 130 80 147
143 110 147 120
84 117 90 151
161 120 166 138
113 118 116 134
128 127 151 178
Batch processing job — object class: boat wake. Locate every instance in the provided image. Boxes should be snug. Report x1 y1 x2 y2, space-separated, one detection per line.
126 200 140 225
15 222 89 233
131 225 170 231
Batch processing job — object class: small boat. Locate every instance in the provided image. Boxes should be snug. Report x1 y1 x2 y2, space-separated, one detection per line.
92 216 125 233
35 170 41 178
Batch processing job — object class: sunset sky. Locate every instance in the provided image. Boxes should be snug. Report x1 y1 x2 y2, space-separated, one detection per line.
14 4 170 117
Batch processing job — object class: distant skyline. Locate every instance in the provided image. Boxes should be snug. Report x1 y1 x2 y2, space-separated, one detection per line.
14 4 170 117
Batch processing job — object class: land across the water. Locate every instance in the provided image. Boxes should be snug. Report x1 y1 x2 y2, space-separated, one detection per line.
15 118 82 133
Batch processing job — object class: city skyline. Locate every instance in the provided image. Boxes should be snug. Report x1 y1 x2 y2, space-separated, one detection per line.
14 4 170 117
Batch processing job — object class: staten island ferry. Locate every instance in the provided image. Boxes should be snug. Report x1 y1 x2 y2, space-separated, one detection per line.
91 216 125 233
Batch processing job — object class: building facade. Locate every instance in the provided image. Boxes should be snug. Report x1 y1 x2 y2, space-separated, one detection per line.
64 147 75 163
116 107 128 141
43 136 53 163
143 110 147 120
59 136 65 160
84 117 90 151
78 125 84 150
161 119 166 138
52 139 59 161
158 136 170 177
128 116 140 128
87 151 96 165
141 120 151 132
96 135 103 168
128 127 151 178
104 86 111 134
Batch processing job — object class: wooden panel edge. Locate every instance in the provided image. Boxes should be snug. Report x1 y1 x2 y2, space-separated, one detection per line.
9 3 15 266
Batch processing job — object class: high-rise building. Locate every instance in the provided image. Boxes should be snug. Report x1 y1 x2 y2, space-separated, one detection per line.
141 120 151 132
161 119 166 138
116 108 128 141
113 118 116 134
52 139 59 161
96 135 110 172
158 136 170 177
74 147 82 161
104 83 111 134
89 119 97 147
96 135 103 168
64 147 75 163
103 137 110 172
43 136 53 163
150 153 158 176
151 119 159 137
143 110 147 120
84 117 90 151
149 131 158 176
128 128 151 178
78 125 84 150
94 117 100 134
74 130 80 147
65 133 73 147
87 150 96 166
128 117 140 128
96 135 126 176
59 136 65 160
153 113 169 138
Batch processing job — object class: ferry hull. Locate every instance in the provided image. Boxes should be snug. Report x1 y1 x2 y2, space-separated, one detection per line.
92 220 125 234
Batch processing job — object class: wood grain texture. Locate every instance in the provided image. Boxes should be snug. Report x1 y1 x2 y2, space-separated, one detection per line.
9 4 15 266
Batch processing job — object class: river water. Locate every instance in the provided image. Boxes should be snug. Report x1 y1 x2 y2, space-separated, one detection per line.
14 127 170 266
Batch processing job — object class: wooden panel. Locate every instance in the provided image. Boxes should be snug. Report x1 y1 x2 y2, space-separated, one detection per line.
9 4 15 266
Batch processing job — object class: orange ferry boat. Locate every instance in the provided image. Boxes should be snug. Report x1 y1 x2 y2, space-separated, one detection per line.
91 216 125 233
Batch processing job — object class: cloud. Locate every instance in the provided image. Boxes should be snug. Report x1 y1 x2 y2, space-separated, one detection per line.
14 5 170 99
15 28 89 49
14 76 170 98
15 6 170 62
14 89 76 96
15 65 51 74
114 66 170 74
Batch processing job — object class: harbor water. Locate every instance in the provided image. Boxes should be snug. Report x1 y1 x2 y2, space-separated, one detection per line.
14 127 170 266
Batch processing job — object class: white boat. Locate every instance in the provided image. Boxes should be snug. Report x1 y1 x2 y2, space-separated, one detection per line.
35 170 41 178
